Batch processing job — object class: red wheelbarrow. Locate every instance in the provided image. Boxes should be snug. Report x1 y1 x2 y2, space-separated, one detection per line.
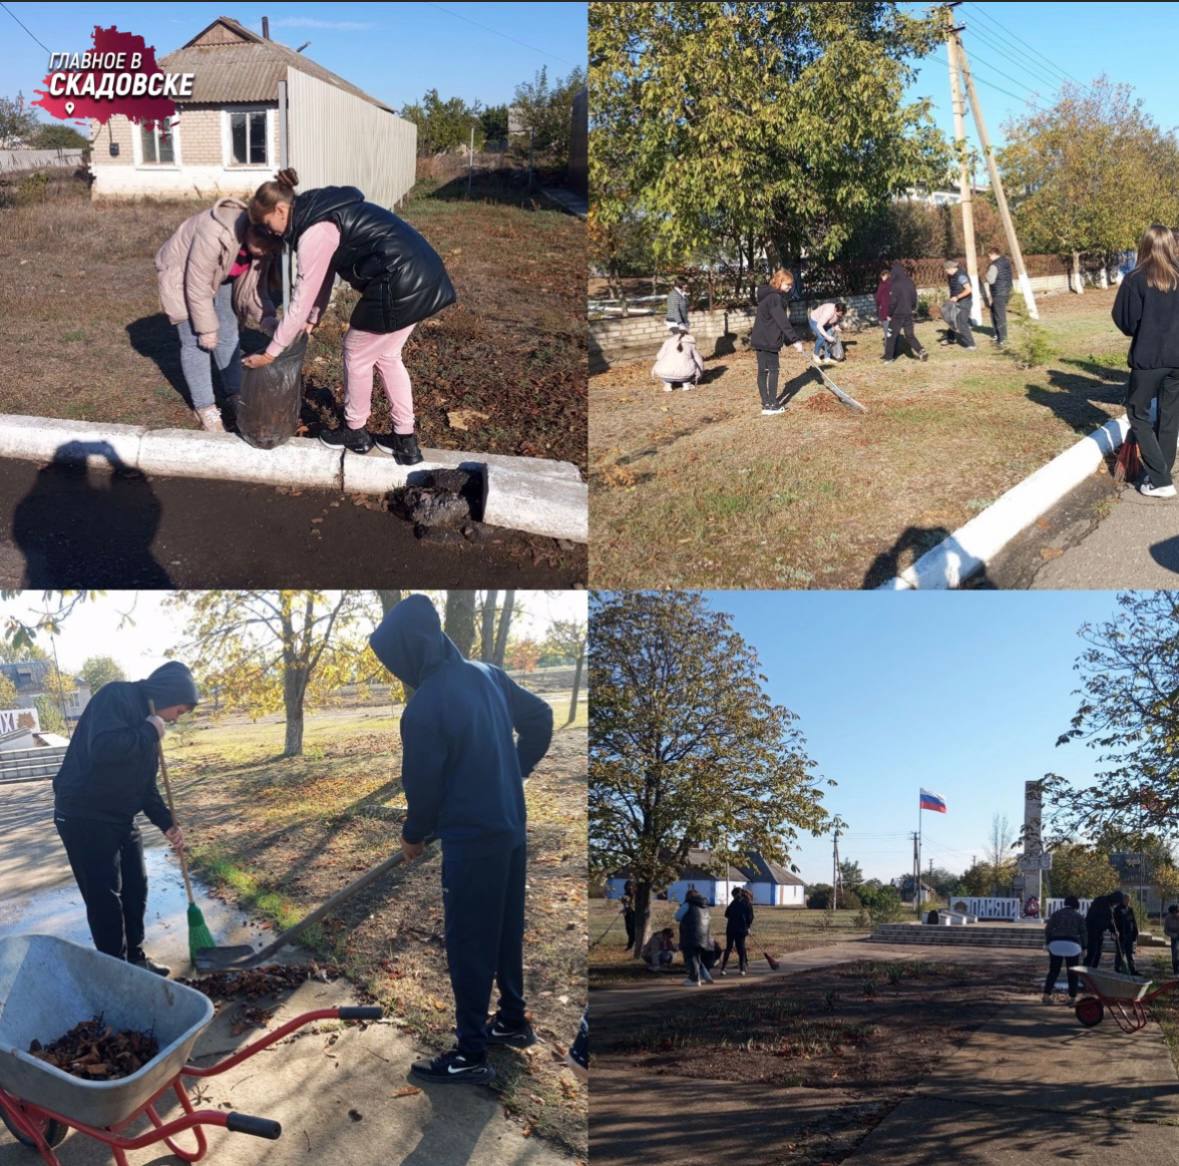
1071 964 1179 1033
0 935 382 1165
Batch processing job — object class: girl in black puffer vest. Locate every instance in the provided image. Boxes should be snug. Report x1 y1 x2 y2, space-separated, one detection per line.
242 168 456 464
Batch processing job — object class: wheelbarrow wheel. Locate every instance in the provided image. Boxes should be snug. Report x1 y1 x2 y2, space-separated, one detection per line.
1 1106 68 1149
1075 997 1104 1027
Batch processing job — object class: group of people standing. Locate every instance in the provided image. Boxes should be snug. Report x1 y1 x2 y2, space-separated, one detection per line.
1041 891 1144 1003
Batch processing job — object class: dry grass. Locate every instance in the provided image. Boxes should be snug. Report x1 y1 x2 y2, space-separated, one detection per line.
0 167 585 470
166 700 588 1156
589 290 1129 588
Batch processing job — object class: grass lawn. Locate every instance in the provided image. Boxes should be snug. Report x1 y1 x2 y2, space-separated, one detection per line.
589 289 1129 587
0 167 585 471
589 899 867 987
165 695 587 1156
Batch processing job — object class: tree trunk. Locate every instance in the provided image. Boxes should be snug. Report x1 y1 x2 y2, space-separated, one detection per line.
492 591 515 666
1071 250 1084 295
444 591 477 657
376 590 403 615
480 591 498 661
632 881 654 959
567 641 585 725
282 666 306 757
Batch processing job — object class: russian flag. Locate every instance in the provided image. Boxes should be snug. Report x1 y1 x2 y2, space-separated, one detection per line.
920 788 947 814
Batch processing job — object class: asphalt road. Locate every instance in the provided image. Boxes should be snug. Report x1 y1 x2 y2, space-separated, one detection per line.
0 458 584 588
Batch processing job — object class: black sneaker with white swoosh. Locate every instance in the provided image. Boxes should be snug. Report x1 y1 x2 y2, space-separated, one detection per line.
409 1047 496 1085
485 1017 537 1048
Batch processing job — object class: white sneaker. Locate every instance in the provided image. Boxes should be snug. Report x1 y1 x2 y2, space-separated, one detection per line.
719 969 728 977
663 385 673 392
681 978 700 987
761 407 785 416
740 969 747 976
701 972 714 983
1140 481 1177 498
195 405 225 433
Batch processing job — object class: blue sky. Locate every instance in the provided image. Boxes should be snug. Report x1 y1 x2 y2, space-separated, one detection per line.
704 590 1126 884
0 2 586 116
901 1 1179 173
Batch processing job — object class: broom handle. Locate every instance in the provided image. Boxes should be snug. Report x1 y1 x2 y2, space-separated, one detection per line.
149 699 195 906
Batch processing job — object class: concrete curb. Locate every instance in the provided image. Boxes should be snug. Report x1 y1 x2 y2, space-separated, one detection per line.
0 414 587 544
878 413 1130 590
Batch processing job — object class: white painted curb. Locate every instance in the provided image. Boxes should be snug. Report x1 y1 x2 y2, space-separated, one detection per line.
0 415 587 544
878 413 1130 590
483 464 589 544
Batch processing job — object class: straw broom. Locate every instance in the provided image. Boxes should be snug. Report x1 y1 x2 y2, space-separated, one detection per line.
149 700 216 960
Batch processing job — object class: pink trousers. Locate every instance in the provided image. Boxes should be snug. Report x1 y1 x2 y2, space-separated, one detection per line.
343 323 417 434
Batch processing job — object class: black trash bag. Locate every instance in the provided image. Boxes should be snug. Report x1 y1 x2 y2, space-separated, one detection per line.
235 332 309 450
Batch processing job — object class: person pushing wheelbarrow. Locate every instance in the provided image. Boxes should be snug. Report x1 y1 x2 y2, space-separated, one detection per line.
52 662 199 977
368 595 553 1086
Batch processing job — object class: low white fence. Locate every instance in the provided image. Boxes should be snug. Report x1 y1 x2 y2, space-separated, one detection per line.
0 149 84 175
947 896 1092 919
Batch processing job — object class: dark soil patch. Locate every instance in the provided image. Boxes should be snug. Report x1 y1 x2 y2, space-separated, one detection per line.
598 959 1029 1089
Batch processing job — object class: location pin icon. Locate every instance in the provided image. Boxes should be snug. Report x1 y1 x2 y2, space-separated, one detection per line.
64 101 75 115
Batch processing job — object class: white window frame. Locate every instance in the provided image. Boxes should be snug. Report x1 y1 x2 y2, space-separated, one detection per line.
222 105 274 170
134 115 181 169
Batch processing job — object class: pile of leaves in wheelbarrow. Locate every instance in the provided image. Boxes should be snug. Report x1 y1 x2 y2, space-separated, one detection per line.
28 1017 158 1080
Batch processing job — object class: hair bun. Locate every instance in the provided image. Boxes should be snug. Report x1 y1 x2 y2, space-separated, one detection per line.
276 167 299 189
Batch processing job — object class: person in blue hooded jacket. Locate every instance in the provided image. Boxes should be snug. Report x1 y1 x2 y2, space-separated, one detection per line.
53 661 199 976
369 595 553 1086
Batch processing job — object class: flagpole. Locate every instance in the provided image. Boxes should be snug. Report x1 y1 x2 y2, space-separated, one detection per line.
917 799 923 919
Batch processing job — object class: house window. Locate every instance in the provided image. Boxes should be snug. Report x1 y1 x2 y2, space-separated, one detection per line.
139 119 176 165
229 110 269 166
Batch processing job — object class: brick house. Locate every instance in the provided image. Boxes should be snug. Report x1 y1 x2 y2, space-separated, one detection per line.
88 15 399 201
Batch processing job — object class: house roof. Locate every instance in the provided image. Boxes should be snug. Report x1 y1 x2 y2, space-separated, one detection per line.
739 853 805 887
610 849 805 886
160 16 393 112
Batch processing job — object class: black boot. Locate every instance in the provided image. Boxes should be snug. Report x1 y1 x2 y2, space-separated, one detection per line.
375 431 424 465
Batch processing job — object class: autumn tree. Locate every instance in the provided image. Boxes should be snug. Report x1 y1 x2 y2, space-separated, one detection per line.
512 66 586 162
0 673 17 708
1045 843 1119 899
1000 78 1179 287
168 591 375 757
401 89 482 155
1045 592 1179 837
590 2 948 283
590 591 830 955
80 655 125 693
548 618 588 725
444 592 477 658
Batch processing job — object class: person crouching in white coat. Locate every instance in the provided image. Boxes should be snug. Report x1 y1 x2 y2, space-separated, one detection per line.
652 332 705 392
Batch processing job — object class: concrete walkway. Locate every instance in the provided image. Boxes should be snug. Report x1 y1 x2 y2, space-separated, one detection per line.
1031 480 1179 588
593 941 1179 1165
539 188 587 219
0 783 573 1166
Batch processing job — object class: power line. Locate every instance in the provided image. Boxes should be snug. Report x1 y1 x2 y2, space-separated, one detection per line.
928 52 1046 112
958 19 1072 96
0 1 51 55
426 2 580 70
961 1 1089 92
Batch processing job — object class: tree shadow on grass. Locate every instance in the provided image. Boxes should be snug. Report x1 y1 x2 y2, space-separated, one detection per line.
1025 359 1127 436
863 525 995 589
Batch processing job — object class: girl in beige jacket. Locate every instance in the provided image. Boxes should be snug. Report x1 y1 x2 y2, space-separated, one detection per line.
155 198 278 431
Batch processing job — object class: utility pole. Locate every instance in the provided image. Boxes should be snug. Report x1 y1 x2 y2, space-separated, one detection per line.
832 820 842 911
467 124 475 198
912 831 921 920
955 23 1041 318
945 5 982 325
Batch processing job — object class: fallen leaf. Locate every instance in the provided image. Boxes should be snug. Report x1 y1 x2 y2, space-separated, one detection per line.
391 1086 422 1099
447 408 490 432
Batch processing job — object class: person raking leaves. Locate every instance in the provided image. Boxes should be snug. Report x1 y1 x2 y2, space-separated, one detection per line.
368 595 554 1085
52 662 199 977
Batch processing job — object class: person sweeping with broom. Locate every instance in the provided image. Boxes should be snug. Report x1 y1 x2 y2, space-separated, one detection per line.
52 662 200 976
368 595 553 1086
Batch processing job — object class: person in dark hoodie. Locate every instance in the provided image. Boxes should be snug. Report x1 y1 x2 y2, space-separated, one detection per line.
52 661 199 976
1113 898 1139 975
1084 890 1124 967
884 261 928 362
1042 895 1086 1003
242 168 456 465
368 595 554 1086
719 886 754 976
1112 224 1179 498
678 889 713 986
750 268 806 416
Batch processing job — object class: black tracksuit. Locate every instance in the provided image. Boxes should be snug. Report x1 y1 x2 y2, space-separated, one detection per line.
369 596 553 1059
52 662 199 961
750 284 801 409
1113 268 1179 487
1084 894 1119 967
720 896 754 972
988 256 1013 345
885 263 925 360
